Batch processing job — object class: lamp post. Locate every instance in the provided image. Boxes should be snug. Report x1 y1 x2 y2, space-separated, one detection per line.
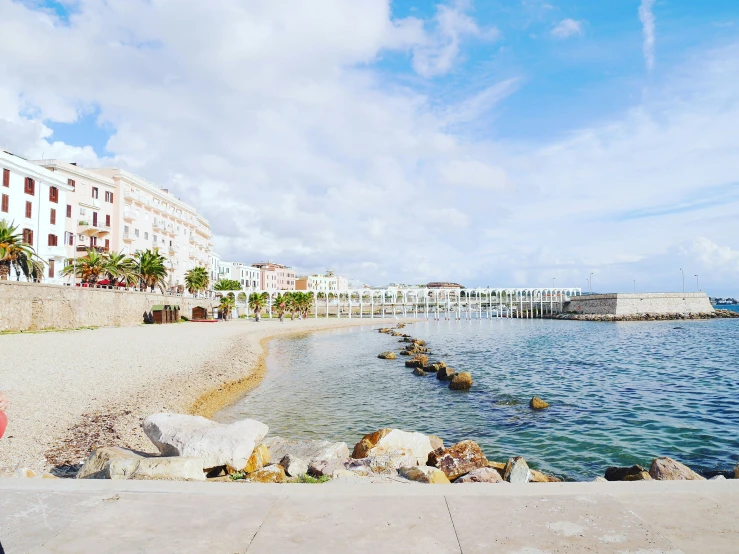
695 274 699 292
680 268 684 293
589 272 594 294
633 280 636 293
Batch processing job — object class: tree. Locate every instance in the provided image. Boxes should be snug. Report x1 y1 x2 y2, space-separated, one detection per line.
248 291 269 321
237 292 247 303
62 248 108 284
105 251 137 286
214 279 241 291
219 294 236 320
135 248 168 292
184 266 209 296
274 292 287 321
0 219 45 281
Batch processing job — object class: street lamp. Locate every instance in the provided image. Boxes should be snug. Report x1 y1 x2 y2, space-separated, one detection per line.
680 268 684 293
589 272 594 294
695 274 699 291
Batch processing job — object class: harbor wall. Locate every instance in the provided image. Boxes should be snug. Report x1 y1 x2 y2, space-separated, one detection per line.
563 293 714 316
0 281 217 332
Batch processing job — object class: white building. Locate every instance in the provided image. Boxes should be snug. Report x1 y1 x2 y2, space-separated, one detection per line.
209 251 221 290
296 270 348 292
1 150 73 284
218 261 261 290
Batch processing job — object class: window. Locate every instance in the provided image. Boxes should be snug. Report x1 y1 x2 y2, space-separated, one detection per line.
68 179 75 191
105 239 110 249
80 207 86 216
65 232 74 246
50 208 56 225
124 225 129 234
152 234 157 243
2 169 9 187
66 204 72 218
134 229 140 237
24 177 35 195
105 214 111 227
92 212 98 227
144 232 149 240
1 194 8 213
25 201 32 218
92 187 99 199
22 228 33 245
49 186 59 203
105 191 114 203
90 236 97 247
47 234 58 247
48 259 55 279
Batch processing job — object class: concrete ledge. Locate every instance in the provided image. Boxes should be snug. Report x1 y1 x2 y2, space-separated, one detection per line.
564 292 714 316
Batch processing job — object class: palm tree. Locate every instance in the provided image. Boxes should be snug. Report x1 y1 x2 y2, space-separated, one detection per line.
219 294 236 320
214 279 241 291
105 251 137 287
284 292 298 320
184 266 209 296
248 291 269 322
0 219 45 281
62 248 108 284
298 292 314 318
135 248 168 292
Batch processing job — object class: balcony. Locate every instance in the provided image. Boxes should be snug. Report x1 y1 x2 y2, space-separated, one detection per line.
77 245 109 254
188 235 196 244
122 232 134 242
78 221 111 237
123 210 135 222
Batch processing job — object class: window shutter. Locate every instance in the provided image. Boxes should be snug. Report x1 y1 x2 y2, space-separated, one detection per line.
49 259 55 278
93 211 98 226
49 186 58 203
66 204 72 218
68 179 75 191
110 192 114 203
1 194 8 212
25 201 32 218
105 214 111 226
105 239 110 249
25 178 35 195
50 208 56 225
2 169 8 187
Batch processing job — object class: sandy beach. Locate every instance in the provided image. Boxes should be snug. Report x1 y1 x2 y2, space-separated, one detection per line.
0 318 411 475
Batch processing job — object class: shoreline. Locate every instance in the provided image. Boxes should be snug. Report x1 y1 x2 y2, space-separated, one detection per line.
0 317 418 475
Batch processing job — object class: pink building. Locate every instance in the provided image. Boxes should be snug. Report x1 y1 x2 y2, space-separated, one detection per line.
252 262 296 292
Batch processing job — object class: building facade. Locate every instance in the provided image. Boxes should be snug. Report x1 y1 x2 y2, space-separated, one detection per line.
252 262 296 292
295 270 348 292
1 150 73 284
218 261 261 290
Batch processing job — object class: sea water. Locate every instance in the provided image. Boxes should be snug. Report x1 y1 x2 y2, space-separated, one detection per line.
217 317 739 480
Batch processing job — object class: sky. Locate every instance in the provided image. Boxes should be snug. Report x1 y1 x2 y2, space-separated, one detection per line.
1 0 738 295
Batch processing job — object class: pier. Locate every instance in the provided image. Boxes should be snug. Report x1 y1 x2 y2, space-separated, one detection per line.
229 287 582 320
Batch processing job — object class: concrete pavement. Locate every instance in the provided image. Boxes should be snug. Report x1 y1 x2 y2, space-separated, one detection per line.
1 479 737 553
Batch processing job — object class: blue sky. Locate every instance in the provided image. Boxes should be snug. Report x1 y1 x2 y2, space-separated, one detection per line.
3 0 739 294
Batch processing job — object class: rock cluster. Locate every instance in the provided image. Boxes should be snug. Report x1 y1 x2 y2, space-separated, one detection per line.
549 312 730 322
604 457 708 481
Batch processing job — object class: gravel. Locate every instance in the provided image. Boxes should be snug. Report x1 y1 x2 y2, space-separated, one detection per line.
0 318 405 475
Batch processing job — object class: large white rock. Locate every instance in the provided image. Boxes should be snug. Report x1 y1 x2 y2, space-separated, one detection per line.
352 429 434 465
261 437 349 464
143 413 268 470
132 457 205 481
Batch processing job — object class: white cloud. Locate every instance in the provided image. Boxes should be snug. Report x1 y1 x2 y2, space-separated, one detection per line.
551 19 583 39
639 0 656 70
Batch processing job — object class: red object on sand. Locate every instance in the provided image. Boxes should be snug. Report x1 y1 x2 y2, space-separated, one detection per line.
0 410 7 439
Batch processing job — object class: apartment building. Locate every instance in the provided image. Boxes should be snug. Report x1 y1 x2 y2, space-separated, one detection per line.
252 262 296 292
1 150 73 284
209 251 221 288
32 160 119 261
218 261 261 290
295 270 348 292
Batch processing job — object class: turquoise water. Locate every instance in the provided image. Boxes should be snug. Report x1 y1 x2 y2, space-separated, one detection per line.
217 318 739 480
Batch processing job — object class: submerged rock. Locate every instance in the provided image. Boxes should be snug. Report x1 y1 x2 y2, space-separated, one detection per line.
399 466 450 484
504 456 532 483
259 437 349 465
428 440 488 481
412 367 427 376
649 457 705 481
405 355 429 369
455 467 505 483
605 465 651 481
143 413 268 472
529 397 550 410
378 351 397 360
352 428 435 465
449 372 473 390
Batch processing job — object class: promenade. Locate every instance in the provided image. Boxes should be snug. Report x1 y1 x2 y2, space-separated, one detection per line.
2 479 737 553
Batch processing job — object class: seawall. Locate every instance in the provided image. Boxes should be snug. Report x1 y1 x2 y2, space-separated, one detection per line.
562 292 714 316
0 281 217 332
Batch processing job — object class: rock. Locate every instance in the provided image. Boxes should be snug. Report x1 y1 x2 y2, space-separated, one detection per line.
352 428 435 465
77 447 205 481
426 363 442 373
412 367 427 376
604 465 650 482
649 457 706 481
529 397 550 410
13 468 36 478
242 444 271 474
280 454 309 477
428 440 489 481
245 464 287 483
143 413 268 471
593 476 608 482
261 437 349 465
530 469 561 483
623 470 652 481
399 466 450 484
454 467 505 483
77 447 147 480
400 351 411 356
504 456 532 483
710 475 726 480
449 372 473 390
309 458 348 477
378 352 397 360
131 457 205 481
735 462 739 479
405 355 428 369
437 367 456 381
429 436 444 450
349 450 417 475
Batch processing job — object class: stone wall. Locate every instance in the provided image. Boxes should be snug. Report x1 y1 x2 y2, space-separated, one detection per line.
0 281 218 332
563 293 714 316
